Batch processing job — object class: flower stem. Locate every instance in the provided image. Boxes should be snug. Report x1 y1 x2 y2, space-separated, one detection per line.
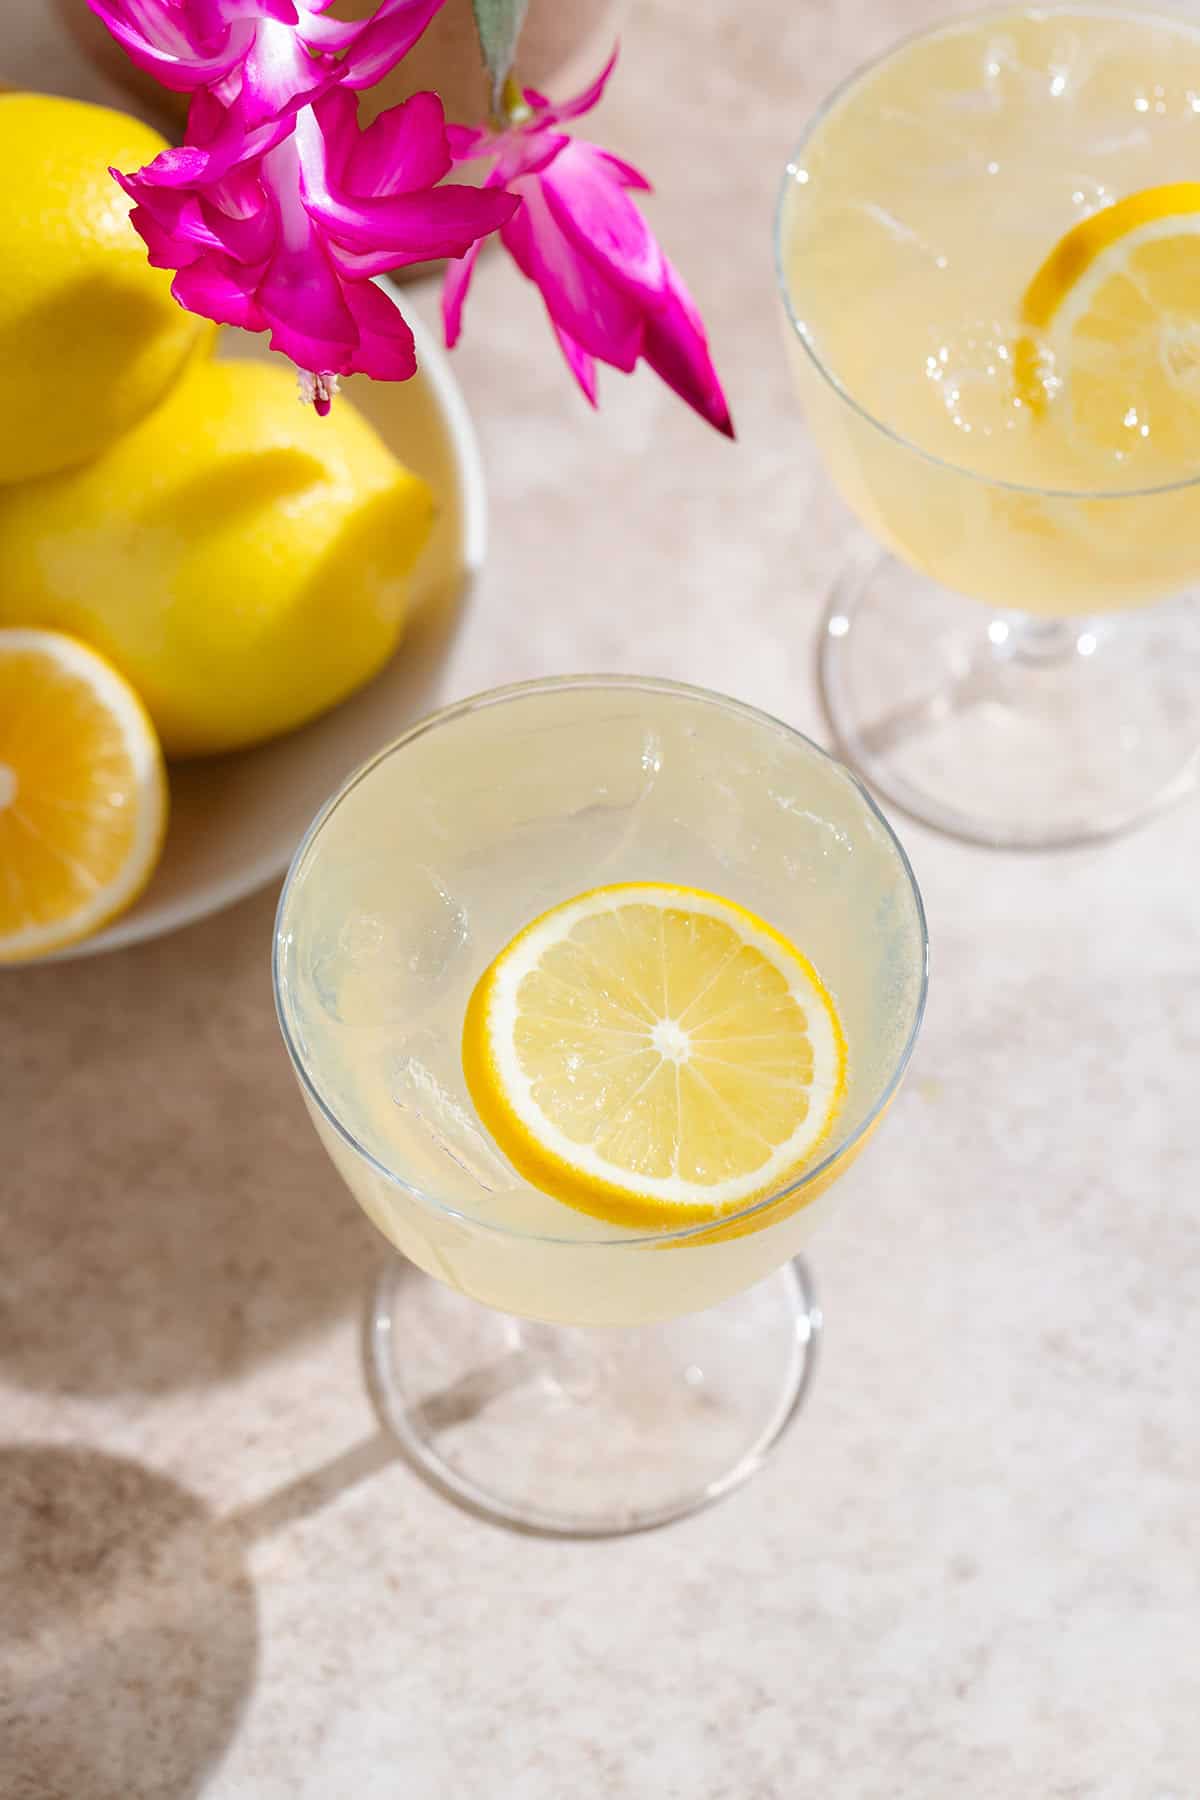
496 73 532 130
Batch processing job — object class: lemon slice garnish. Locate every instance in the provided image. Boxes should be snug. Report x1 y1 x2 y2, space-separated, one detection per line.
0 629 167 962
1016 182 1200 458
462 883 847 1230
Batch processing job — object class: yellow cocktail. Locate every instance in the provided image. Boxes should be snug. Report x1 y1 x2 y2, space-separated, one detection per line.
275 677 927 1532
777 5 1200 846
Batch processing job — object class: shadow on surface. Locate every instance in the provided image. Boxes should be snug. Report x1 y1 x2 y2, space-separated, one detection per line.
0 1443 257 1800
0 884 378 1395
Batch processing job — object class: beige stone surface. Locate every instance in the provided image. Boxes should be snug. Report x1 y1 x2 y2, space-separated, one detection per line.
2 3 1199 1797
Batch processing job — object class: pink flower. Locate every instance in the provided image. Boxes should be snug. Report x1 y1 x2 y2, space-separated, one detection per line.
86 0 297 95
86 0 448 178
87 0 445 98
116 86 517 404
441 52 733 437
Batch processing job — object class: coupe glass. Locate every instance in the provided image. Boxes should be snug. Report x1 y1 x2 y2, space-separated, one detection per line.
775 6 1200 849
274 677 927 1535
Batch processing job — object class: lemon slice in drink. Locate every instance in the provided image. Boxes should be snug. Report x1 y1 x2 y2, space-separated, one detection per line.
1016 182 1200 461
0 629 167 962
462 883 847 1229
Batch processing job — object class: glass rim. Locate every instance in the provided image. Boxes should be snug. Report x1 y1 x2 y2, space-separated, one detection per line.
772 0 1200 504
272 673 930 1249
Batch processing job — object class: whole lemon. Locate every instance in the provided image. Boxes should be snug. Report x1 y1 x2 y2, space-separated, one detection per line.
0 92 213 485
0 357 434 756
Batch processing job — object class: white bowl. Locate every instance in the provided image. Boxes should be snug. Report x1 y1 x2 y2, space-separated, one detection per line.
58 298 486 959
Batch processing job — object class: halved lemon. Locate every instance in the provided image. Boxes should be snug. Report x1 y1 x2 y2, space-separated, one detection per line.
0 629 167 963
1016 182 1200 460
462 883 847 1230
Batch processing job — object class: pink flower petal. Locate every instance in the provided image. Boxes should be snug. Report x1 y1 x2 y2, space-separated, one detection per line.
129 204 205 269
298 92 514 268
201 182 278 264
261 316 346 375
502 177 642 370
218 1 302 21
539 139 665 305
234 15 333 129
640 259 734 438
85 1 253 92
342 278 417 380
113 165 222 250
494 130 570 182
446 122 486 162
309 181 518 266
135 141 213 187
550 318 598 407
594 149 652 192
346 90 451 196
530 46 619 128
257 222 356 370
173 255 269 329
441 236 482 347
141 88 297 186
311 0 448 89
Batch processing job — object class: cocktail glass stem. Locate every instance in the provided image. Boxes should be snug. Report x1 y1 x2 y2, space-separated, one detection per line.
365 1256 821 1537
819 548 1200 849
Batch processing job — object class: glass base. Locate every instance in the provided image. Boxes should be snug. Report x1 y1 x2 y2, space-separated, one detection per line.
366 1259 820 1537
820 550 1200 849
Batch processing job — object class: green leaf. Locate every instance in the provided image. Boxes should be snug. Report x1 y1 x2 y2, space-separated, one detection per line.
471 0 531 111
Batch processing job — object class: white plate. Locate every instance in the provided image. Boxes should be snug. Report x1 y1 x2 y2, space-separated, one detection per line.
58 300 486 959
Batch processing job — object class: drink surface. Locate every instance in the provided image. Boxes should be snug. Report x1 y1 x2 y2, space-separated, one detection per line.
780 6 1200 612
275 683 926 1323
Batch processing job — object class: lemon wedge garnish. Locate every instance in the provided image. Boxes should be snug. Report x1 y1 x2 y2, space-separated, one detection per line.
462 883 847 1230
0 629 167 962
1016 182 1200 458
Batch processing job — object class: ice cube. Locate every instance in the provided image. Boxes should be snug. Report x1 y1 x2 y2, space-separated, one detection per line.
306 867 469 1028
391 1051 515 1193
404 867 469 985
